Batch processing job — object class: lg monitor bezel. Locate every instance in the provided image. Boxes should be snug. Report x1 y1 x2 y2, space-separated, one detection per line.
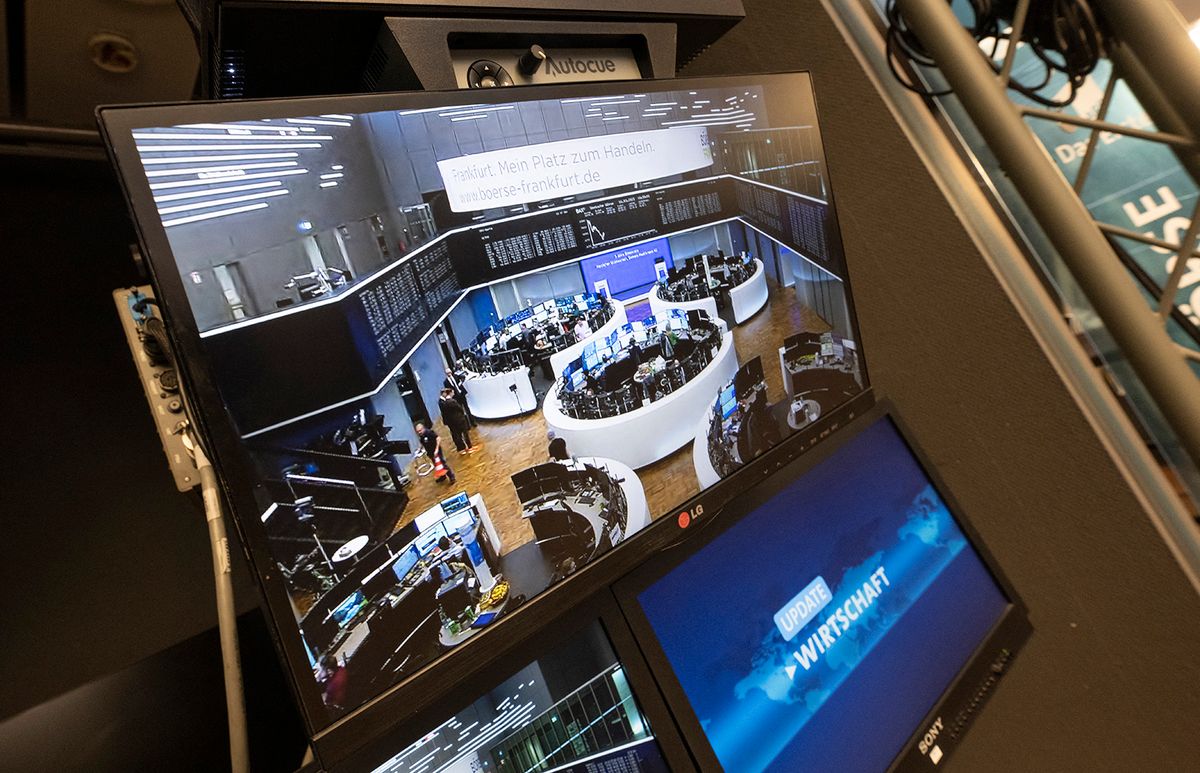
96 70 870 753
613 399 1031 772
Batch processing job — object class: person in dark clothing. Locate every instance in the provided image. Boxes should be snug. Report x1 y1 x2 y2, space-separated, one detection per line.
319 655 349 710
415 422 455 483
439 389 476 453
443 367 475 427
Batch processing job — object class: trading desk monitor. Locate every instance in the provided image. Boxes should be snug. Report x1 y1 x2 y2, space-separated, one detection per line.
97 72 868 732
340 620 672 773
621 406 1029 772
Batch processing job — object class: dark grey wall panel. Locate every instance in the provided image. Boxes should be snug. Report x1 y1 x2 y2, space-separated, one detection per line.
683 1 1200 769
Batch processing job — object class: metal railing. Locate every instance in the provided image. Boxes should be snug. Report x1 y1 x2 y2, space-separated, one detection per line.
894 0 1200 474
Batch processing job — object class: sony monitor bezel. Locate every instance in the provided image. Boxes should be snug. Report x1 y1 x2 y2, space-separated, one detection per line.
612 398 1031 772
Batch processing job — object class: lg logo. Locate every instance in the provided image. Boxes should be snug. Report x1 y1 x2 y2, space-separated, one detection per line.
677 504 704 528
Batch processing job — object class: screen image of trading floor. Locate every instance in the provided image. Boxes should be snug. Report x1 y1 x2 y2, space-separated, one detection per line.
634 416 1011 773
365 622 667 773
127 75 865 718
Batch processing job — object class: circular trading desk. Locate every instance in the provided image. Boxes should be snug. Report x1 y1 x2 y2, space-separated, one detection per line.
692 394 724 490
728 259 769 324
549 299 629 379
648 282 718 322
543 330 739 470
572 456 651 537
463 366 537 419
649 259 768 325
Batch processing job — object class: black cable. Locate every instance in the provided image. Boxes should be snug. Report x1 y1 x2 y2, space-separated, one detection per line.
885 0 1106 109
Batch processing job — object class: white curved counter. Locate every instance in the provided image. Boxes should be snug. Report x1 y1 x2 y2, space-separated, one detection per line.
691 395 724 490
573 456 651 538
648 283 719 322
549 300 629 379
542 331 739 469
463 367 537 419
729 259 768 324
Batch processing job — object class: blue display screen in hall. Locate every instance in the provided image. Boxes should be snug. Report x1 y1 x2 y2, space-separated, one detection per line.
635 417 1010 773
580 237 673 301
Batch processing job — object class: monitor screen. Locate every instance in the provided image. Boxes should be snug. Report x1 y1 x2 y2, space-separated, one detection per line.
628 413 1020 772
98 72 868 729
440 491 471 514
390 546 420 583
579 237 674 301
720 383 735 404
357 621 670 773
415 522 449 556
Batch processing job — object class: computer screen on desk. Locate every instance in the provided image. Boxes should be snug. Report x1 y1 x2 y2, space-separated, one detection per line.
99 71 870 736
619 405 1030 773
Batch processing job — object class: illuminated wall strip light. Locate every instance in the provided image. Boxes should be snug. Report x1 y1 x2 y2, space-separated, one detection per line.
661 111 752 126
588 99 641 107
321 114 354 120
260 503 279 522
319 173 344 179
162 202 269 227
157 188 289 215
450 115 487 122
179 123 315 133
726 96 739 102
331 164 344 170
149 168 309 190
601 115 630 121
136 143 323 151
648 102 677 107
133 132 332 141
319 181 339 188
398 104 485 116
154 180 282 203
285 118 352 127
144 161 298 178
140 152 300 165
438 105 515 117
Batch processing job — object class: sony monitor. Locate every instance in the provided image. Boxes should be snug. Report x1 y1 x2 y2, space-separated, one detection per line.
618 404 1029 773
97 72 868 736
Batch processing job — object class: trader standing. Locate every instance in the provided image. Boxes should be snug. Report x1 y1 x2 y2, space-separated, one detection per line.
439 388 477 454
444 365 475 427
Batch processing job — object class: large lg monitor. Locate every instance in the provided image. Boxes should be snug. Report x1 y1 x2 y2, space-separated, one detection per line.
618 402 1030 772
97 72 869 747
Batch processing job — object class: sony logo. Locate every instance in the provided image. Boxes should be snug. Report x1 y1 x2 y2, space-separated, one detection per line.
918 716 944 755
545 55 618 77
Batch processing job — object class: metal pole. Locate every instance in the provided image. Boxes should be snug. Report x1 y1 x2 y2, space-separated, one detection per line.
195 446 251 773
1106 42 1200 188
1091 0 1200 141
896 0 1200 471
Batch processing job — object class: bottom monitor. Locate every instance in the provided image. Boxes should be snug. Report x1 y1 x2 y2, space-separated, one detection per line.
358 621 671 773
620 406 1029 772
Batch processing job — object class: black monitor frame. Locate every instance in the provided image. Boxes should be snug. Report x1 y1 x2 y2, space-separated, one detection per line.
96 71 873 759
613 399 1031 772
